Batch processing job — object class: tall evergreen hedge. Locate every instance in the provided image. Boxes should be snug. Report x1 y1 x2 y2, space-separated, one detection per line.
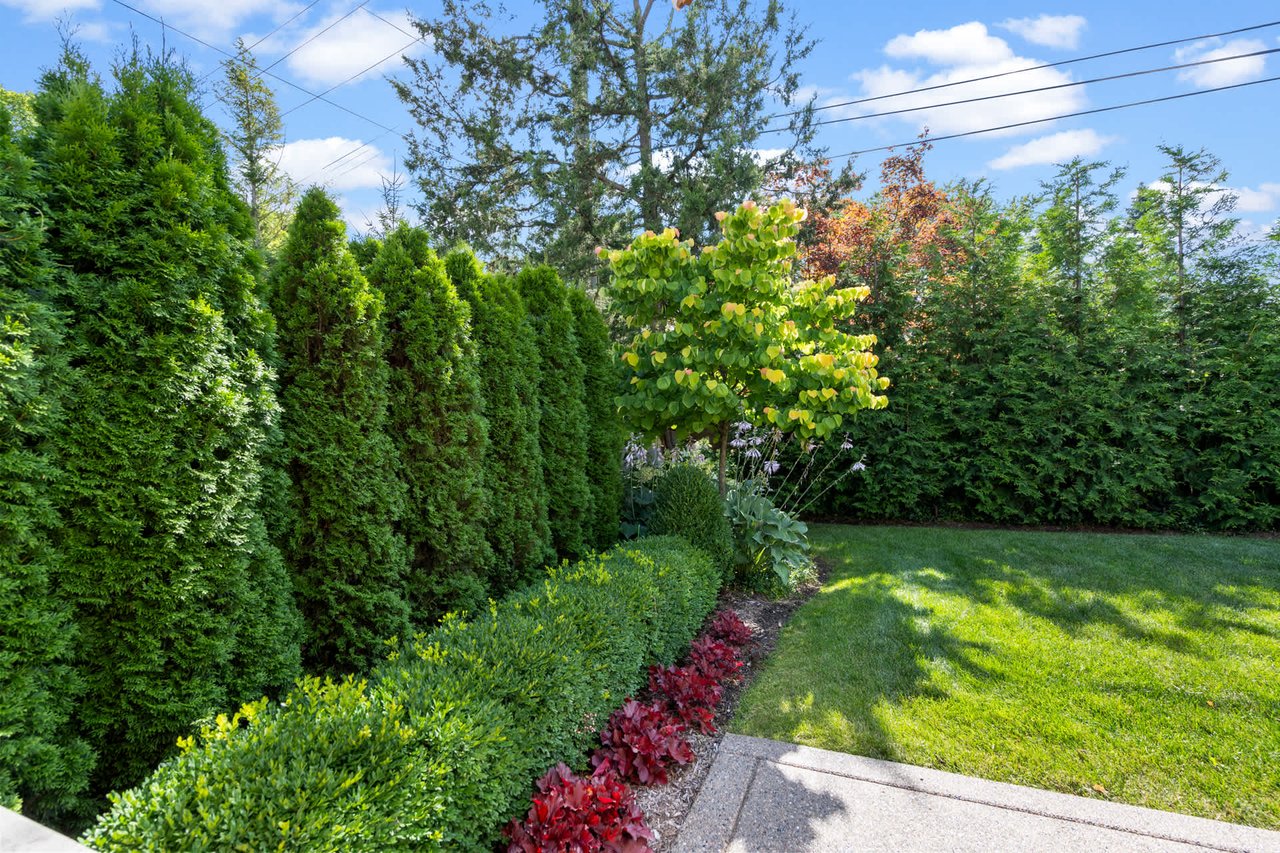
566 287 624 550
0 105 93 820
270 187 411 673
446 249 553 590
28 54 301 796
516 266 592 561
366 226 492 620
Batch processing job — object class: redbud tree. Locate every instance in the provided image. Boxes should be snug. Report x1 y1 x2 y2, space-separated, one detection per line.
605 199 890 496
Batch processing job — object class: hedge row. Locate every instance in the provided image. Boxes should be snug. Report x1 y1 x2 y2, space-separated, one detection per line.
83 536 719 852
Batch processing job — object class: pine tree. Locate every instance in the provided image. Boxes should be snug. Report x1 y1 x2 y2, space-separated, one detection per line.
517 266 592 560
566 288 623 550
0 104 93 822
29 51 300 795
445 248 553 589
365 225 493 620
217 38 295 254
270 187 411 673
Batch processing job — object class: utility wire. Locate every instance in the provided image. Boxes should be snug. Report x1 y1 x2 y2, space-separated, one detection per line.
196 0 324 85
828 73 1280 160
280 34 423 118
106 0 397 133
760 46 1280 133
780 18 1280 119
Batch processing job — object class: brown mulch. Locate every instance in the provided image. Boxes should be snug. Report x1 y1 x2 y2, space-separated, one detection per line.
631 561 830 851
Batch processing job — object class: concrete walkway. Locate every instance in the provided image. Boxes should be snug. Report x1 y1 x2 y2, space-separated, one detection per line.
674 735 1280 853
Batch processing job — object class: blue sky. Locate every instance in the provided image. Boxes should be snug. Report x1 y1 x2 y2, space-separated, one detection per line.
2 0 1277 238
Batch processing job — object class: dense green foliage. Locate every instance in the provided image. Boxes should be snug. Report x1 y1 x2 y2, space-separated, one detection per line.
84 537 720 852
28 54 301 799
649 465 734 581
799 150 1279 530
0 106 92 818
445 248 554 589
735 524 1280 828
366 225 493 621
269 187 410 673
517 266 593 560
566 288 624 550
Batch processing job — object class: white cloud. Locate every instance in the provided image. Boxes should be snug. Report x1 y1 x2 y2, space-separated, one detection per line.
278 136 392 191
1174 38 1269 88
138 0 283 37
842 23 1086 139
885 21 1013 66
987 128 1117 170
267 8 427 88
0 0 99 20
998 15 1087 50
1231 182 1280 213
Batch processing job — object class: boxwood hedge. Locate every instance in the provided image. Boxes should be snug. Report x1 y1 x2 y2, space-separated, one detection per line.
83 535 718 851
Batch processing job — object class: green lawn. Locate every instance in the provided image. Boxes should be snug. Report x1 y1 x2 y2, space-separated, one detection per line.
732 524 1280 829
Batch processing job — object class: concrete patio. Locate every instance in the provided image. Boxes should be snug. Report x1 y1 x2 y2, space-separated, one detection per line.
674 734 1280 853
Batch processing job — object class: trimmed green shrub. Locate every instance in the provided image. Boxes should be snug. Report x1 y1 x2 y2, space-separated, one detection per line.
566 288 624 551
29 53 301 797
83 536 719 852
366 225 492 621
650 465 733 582
516 266 592 561
269 187 410 673
446 249 553 590
0 105 93 819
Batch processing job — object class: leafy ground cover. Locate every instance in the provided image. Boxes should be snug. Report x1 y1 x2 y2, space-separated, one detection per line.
732 524 1280 829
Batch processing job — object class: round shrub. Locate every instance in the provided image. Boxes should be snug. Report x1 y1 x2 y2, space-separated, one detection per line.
648 465 733 583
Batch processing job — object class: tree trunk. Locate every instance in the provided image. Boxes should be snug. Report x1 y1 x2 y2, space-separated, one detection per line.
717 421 729 498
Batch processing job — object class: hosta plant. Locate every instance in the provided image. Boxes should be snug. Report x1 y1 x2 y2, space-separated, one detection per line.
505 763 654 853
591 699 693 786
724 483 814 587
648 665 722 735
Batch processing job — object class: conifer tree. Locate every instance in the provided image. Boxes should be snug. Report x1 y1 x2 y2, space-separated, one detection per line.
270 187 411 673
366 226 492 619
566 288 623 549
517 266 592 560
28 51 300 794
445 249 553 588
0 105 93 822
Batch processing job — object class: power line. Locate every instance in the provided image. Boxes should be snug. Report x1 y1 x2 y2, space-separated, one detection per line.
760 47 1280 133
106 0 398 134
828 73 1280 160
280 35 422 119
195 0 325 85
256 1 370 78
779 17 1280 120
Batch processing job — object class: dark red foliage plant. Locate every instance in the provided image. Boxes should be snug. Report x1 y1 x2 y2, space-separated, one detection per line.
505 763 654 853
591 699 694 786
648 664 722 735
689 636 743 684
707 609 753 649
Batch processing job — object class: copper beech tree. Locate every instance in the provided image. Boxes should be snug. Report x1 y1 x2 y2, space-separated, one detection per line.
605 199 889 495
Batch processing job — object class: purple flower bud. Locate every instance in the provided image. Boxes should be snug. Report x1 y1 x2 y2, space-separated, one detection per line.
745 448 761 460
763 460 781 476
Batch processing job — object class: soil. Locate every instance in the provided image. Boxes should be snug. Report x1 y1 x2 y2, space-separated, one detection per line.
631 562 829 851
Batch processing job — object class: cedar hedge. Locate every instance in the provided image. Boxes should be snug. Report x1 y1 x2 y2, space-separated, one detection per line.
83 535 719 852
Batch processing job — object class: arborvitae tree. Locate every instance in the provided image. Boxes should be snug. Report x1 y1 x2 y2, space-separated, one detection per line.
365 225 493 620
0 106 93 822
517 266 592 560
28 52 300 796
270 187 411 673
445 249 553 589
566 287 623 550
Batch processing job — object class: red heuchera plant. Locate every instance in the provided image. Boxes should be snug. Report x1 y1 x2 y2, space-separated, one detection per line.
648 665 722 735
689 636 743 684
505 763 654 853
707 610 753 649
591 699 694 786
